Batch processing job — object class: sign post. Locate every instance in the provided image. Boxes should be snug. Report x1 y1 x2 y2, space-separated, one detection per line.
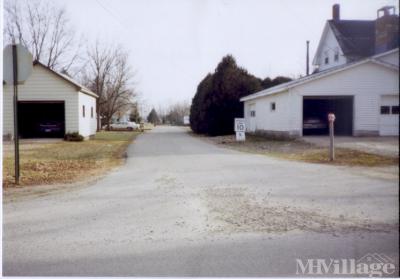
3 43 33 184
328 113 336 161
12 44 20 184
234 118 246 142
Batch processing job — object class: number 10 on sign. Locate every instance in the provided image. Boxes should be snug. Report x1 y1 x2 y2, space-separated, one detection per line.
234 118 246 141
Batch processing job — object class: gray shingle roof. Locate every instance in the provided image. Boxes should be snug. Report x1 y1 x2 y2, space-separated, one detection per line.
328 20 376 59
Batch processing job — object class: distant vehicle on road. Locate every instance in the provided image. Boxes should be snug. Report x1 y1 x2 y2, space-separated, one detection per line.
38 121 63 134
105 121 139 131
183 115 190 125
303 118 327 130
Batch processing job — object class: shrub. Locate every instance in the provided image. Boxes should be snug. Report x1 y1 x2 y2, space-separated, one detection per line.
64 132 84 142
190 55 262 136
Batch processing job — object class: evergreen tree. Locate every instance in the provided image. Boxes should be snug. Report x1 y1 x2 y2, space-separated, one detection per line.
261 76 292 89
147 108 160 125
190 55 262 136
190 55 293 136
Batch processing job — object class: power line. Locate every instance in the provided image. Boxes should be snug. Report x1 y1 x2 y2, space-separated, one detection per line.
95 0 130 33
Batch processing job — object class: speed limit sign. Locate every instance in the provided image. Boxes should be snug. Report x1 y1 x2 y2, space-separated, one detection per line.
234 118 246 132
234 118 246 142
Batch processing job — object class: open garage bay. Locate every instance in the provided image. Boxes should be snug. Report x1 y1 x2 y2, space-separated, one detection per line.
303 96 354 136
17 101 65 138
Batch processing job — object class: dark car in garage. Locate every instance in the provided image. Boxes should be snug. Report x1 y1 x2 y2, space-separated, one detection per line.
18 101 65 138
303 117 328 130
38 121 63 134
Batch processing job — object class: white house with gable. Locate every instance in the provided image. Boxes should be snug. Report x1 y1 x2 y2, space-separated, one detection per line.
241 5 399 137
3 61 98 139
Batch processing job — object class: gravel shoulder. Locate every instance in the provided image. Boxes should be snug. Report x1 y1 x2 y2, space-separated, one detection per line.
194 132 398 181
302 135 399 157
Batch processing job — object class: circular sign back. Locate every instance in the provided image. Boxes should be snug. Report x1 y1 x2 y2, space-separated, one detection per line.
3 44 33 84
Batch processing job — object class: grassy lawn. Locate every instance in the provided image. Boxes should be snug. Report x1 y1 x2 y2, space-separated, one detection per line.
277 148 397 166
203 134 398 167
3 131 140 188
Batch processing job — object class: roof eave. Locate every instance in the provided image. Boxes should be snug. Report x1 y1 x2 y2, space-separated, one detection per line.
80 87 99 98
312 22 330 66
240 86 288 102
242 54 399 102
373 47 399 58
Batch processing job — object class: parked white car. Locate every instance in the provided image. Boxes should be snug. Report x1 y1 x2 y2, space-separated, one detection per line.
106 121 139 131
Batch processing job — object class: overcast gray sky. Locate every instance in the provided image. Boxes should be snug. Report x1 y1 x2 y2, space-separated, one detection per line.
57 0 398 113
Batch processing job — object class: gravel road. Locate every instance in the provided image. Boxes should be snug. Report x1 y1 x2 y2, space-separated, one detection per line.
3 126 398 276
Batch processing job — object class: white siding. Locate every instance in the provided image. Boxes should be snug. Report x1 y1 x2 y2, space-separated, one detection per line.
314 24 347 72
244 102 251 131
3 65 79 138
252 92 292 131
244 61 399 136
294 62 398 135
244 102 257 132
3 64 97 138
78 92 97 137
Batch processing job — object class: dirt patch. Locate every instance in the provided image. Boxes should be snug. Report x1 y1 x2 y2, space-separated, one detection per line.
302 136 399 158
200 134 398 167
205 188 397 236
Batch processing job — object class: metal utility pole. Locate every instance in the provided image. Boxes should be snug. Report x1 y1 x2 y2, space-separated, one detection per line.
4 42 32 184
306 40 310 76
12 43 20 184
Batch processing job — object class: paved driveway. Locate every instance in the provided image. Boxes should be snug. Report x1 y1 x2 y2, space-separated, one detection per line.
3 126 398 276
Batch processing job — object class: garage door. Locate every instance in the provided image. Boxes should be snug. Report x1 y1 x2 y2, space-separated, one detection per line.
303 96 353 136
379 95 399 136
18 101 65 138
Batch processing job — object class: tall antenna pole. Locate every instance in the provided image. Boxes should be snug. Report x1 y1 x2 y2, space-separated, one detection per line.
306 40 310 76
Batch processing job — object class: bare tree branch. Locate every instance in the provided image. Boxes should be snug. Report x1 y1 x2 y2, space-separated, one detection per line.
4 0 82 72
83 42 137 130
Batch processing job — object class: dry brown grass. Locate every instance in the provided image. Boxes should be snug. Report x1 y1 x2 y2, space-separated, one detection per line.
3 131 140 188
203 134 398 167
277 148 398 166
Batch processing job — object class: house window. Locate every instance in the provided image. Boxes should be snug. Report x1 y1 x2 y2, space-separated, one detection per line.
392 106 399 114
380 106 390 114
91 107 94 118
324 51 329 64
271 102 276 111
82 105 86 117
250 110 256 117
334 48 339 62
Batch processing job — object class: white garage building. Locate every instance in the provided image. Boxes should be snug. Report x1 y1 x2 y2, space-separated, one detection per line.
3 61 98 139
241 5 399 137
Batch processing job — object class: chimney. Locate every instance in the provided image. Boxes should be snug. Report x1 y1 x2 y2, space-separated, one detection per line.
375 6 399 54
332 4 340 21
